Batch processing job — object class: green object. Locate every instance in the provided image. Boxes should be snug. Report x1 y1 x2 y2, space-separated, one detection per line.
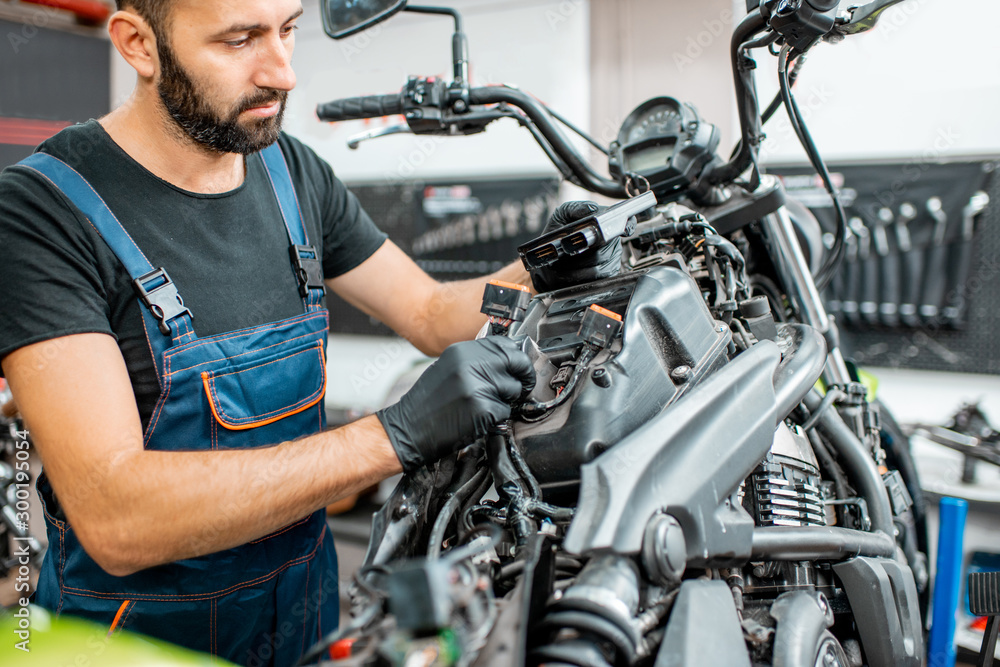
0 606 234 666
814 362 879 403
854 367 879 403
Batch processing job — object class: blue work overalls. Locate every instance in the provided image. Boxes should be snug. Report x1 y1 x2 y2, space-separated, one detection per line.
21 143 338 666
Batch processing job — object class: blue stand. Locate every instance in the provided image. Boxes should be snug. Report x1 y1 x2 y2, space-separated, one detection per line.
928 497 969 667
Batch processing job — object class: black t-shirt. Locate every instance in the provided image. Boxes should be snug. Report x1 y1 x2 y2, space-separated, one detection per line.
0 121 387 427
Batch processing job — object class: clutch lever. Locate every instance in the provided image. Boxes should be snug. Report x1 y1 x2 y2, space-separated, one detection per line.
347 107 519 149
834 0 908 36
347 124 412 150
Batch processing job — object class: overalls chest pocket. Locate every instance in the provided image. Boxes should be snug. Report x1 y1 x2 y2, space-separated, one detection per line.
145 310 330 453
202 338 327 447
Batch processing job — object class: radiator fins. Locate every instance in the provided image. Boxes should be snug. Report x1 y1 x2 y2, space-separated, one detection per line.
748 454 827 527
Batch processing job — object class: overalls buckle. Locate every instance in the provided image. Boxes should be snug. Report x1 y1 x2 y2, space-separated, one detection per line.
133 268 194 335
290 244 326 298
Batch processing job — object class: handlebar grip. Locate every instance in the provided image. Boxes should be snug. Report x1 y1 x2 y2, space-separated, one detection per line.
316 94 405 122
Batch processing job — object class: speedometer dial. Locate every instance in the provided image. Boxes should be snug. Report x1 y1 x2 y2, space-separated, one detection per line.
609 96 721 203
624 102 684 145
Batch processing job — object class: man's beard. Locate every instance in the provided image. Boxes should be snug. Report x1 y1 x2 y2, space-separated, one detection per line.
157 40 288 155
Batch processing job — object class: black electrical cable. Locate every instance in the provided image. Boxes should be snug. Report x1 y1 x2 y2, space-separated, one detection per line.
777 45 847 292
505 429 543 500
518 346 596 417
428 465 490 559
295 602 381 665
762 52 807 125
544 104 610 155
801 388 845 432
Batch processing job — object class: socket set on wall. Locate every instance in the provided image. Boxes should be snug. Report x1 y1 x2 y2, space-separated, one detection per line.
773 160 1000 374
827 192 990 330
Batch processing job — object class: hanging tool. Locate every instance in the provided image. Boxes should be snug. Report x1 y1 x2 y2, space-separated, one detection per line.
849 217 877 326
919 197 950 324
942 192 990 327
896 202 921 327
840 222 861 326
874 207 899 327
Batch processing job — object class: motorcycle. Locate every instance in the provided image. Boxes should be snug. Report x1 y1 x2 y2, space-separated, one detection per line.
300 1 930 665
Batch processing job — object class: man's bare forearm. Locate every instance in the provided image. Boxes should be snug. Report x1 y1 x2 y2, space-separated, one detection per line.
60 415 400 576
421 260 532 354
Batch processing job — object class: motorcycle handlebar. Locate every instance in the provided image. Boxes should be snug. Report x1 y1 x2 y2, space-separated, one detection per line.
468 87 626 198
316 84 626 198
316 93 406 122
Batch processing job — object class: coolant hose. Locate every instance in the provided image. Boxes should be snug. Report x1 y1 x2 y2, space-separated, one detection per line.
751 526 896 560
803 391 895 537
771 324 827 424
769 591 836 667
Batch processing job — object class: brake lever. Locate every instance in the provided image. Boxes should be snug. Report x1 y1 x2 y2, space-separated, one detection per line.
835 0 908 36
346 124 413 150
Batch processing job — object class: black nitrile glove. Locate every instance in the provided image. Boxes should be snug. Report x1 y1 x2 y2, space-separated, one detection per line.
530 201 622 292
377 336 536 472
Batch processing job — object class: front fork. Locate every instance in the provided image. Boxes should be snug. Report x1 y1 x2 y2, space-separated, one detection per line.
760 205 853 388
760 198 886 466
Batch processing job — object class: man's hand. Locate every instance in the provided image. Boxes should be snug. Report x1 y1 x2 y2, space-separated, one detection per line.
377 337 536 471
530 201 623 292
2 333 401 576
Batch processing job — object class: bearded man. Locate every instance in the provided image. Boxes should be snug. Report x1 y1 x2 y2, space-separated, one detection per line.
0 2 537 664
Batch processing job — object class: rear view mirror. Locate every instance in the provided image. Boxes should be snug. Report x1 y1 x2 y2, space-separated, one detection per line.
320 0 407 39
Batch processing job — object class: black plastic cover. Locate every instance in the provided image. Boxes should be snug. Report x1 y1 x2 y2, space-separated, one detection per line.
832 557 923 667
510 267 729 497
481 281 531 321
563 341 781 561
654 580 751 667
969 572 1000 616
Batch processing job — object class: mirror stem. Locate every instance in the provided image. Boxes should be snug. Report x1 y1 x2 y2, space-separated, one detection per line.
405 5 469 85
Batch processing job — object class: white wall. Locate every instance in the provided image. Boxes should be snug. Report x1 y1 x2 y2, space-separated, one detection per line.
590 0 739 170
108 2 1000 175
108 0 591 185
751 0 1000 164
287 0 591 185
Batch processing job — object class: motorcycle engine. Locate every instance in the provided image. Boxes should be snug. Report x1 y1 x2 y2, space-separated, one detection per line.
509 264 730 500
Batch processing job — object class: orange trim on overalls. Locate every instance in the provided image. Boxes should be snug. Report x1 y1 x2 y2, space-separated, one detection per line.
107 599 130 636
200 345 327 431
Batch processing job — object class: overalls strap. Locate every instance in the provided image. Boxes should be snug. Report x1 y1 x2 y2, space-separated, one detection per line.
23 144 338 663
260 143 326 311
18 152 196 357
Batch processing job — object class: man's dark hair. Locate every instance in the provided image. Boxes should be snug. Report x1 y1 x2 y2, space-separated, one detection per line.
115 0 172 38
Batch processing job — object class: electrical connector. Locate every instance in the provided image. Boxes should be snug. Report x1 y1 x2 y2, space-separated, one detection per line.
481 280 531 335
579 304 622 348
